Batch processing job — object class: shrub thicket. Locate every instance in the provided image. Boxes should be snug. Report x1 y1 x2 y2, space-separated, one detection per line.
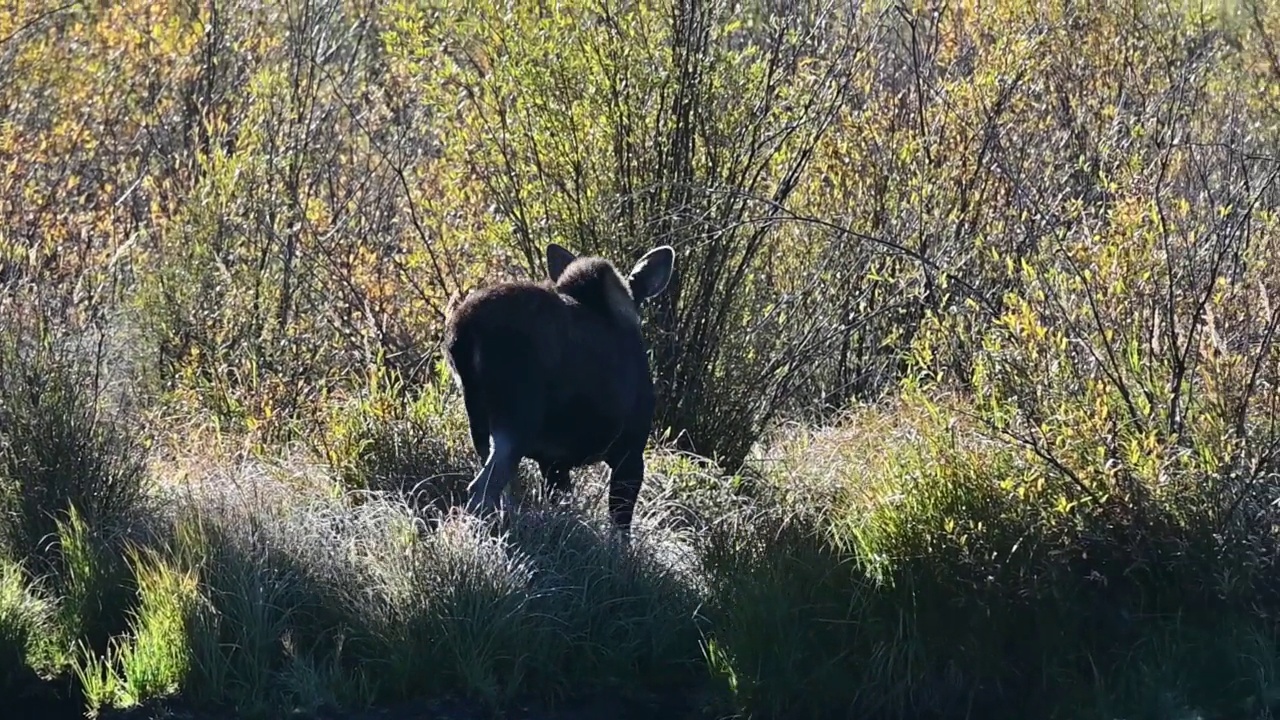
3 0 1280 718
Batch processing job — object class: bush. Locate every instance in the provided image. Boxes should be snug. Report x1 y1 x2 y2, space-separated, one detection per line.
384 0 877 470
0 321 153 573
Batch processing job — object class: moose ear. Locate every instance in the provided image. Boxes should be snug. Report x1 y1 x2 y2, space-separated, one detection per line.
627 245 675 302
546 243 577 282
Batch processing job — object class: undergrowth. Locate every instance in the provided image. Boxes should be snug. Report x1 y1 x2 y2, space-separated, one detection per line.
7 379 1276 719
4 0 1280 718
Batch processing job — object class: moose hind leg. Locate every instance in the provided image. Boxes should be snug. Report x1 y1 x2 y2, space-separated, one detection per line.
538 461 573 498
462 337 545 520
466 432 520 517
461 384 490 463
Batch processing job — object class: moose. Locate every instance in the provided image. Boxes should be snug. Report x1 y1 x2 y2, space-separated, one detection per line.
442 242 676 539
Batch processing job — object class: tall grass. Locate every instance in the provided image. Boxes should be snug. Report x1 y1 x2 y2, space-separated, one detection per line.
0 323 153 572
3 379 1280 718
0 555 56 699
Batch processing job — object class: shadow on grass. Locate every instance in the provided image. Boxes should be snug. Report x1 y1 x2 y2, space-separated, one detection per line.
690 494 1280 720
32 444 1280 720
8 668 84 720
99 468 718 720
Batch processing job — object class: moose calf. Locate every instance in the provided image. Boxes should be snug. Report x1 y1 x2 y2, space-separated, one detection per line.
442 242 676 538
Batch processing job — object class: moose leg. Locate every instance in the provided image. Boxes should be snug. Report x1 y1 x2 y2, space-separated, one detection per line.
465 432 520 517
604 447 645 542
460 385 490 463
459 337 544 520
464 394 542 520
538 461 572 498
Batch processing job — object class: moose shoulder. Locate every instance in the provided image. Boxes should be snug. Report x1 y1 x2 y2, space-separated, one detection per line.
442 243 676 538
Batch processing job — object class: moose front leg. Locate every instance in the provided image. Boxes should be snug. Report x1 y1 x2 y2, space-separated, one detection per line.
604 449 645 543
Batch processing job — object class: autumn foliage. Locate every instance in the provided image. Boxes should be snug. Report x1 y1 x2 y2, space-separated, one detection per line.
3 0 1280 718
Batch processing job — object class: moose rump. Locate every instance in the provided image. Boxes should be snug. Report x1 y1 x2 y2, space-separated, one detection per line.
442 243 675 535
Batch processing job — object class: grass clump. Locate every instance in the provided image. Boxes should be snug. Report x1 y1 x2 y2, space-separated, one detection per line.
313 361 476 503
0 324 153 571
385 507 703 708
49 506 138 671
76 547 199 715
0 555 57 698
697 504 873 719
155 494 369 718
0 319 155 677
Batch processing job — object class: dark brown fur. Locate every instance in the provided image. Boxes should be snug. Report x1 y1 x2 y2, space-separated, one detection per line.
442 243 675 537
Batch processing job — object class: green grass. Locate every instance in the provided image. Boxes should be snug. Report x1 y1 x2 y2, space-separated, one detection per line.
0 555 57 698
76 546 199 715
